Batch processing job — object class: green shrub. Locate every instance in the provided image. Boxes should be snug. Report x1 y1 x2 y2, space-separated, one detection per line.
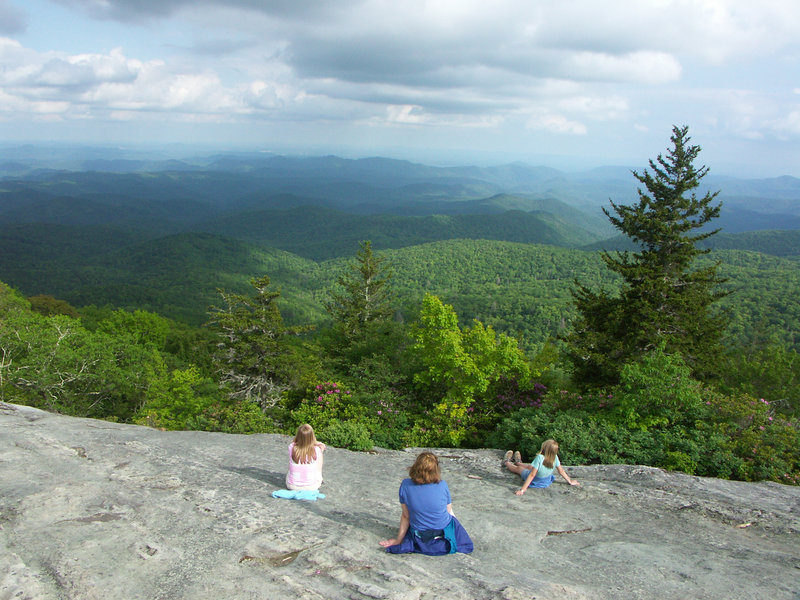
356 389 414 449
663 451 697 475
289 381 366 431
489 405 752 479
613 346 704 430
700 390 800 484
488 407 622 465
323 419 374 451
192 399 274 434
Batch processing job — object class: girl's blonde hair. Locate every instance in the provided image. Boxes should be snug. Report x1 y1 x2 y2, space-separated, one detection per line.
539 439 559 470
408 451 441 484
292 424 318 464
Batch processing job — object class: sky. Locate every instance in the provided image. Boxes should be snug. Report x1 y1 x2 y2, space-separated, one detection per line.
1 0 800 176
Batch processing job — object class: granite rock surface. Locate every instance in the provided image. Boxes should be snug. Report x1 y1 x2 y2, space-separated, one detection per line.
2 402 799 600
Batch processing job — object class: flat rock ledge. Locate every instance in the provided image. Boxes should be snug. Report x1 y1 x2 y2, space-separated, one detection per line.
2 402 799 600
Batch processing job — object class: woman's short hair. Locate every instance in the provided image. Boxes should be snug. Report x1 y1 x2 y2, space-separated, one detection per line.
408 451 441 484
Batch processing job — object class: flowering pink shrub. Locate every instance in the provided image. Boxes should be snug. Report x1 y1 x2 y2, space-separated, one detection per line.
290 381 364 433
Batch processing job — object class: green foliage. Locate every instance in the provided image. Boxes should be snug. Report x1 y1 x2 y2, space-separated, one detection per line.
718 335 800 417
0 285 167 421
207 275 310 410
568 126 728 386
27 294 80 318
490 382 799 484
489 406 740 478
326 240 394 340
361 390 414 450
410 293 530 446
97 309 171 350
612 346 705 430
193 399 274 434
702 391 800 485
323 420 374 451
289 381 366 431
134 366 218 430
288 380 415 450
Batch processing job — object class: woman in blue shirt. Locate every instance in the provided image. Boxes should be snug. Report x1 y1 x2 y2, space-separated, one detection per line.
380 451 473 555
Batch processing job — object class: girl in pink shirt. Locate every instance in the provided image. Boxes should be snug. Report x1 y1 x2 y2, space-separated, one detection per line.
286 424 326 491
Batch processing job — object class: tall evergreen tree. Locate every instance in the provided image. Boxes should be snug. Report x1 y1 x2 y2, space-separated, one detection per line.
207 275 304 409
567 125 728 386
326 240 394 340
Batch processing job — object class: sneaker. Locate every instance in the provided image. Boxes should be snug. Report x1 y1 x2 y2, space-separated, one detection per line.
513 451 522 464
502 450 513 466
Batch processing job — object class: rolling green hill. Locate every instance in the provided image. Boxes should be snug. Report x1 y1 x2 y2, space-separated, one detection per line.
2 229 798 352
582 229 800 257
1 152 798 351
197 205 603 260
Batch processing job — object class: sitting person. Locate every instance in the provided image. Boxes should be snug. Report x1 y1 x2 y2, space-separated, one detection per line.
379 451 473 555
285 423 326 491
502 439 580 494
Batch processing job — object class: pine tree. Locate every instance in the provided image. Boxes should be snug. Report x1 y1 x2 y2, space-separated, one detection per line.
207 275 304 409
326 240 394 340
567 125 728 386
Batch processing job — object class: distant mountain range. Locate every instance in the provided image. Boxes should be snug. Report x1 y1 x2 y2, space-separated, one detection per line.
1 147 799 329
2 149 799 233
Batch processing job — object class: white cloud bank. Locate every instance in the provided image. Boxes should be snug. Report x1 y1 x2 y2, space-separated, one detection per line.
1 0 799 173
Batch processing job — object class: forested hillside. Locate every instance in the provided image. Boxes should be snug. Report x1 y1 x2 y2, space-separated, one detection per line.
2 224 798 353
586 229 800 257
1 146 798 486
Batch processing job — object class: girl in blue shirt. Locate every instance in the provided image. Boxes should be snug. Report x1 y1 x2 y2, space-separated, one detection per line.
503 439 580 494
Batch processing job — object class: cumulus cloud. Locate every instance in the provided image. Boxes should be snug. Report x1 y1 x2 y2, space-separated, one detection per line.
0 40 242 120
526 113 587 135
5 0 800 172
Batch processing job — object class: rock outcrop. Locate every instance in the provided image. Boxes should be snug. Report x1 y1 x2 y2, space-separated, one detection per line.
2 402 799 599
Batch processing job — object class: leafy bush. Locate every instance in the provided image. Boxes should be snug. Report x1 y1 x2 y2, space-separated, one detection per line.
488 405 747 479
289 379 421 450
193 399 274 434
488 407 621 465
1 305 168 421
289 381 365 430
134 365 274 433
612 346 704 429
410 293 530 445
323 419 374 451
703 391 800 484
135 367 214 430
663 451 697 475
354 389 413 450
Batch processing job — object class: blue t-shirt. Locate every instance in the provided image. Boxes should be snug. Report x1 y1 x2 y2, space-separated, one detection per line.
399 478 452 531
531 454 560 479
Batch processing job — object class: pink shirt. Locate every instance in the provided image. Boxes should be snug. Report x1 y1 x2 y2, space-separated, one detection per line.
286 442 323 489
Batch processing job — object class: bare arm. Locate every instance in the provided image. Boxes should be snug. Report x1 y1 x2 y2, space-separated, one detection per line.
315 442 325 470
380 504 410 547
516 467 538 495
557 465 579 486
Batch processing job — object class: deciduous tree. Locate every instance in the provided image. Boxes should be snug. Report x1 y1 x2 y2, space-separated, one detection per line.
411 294 529 444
